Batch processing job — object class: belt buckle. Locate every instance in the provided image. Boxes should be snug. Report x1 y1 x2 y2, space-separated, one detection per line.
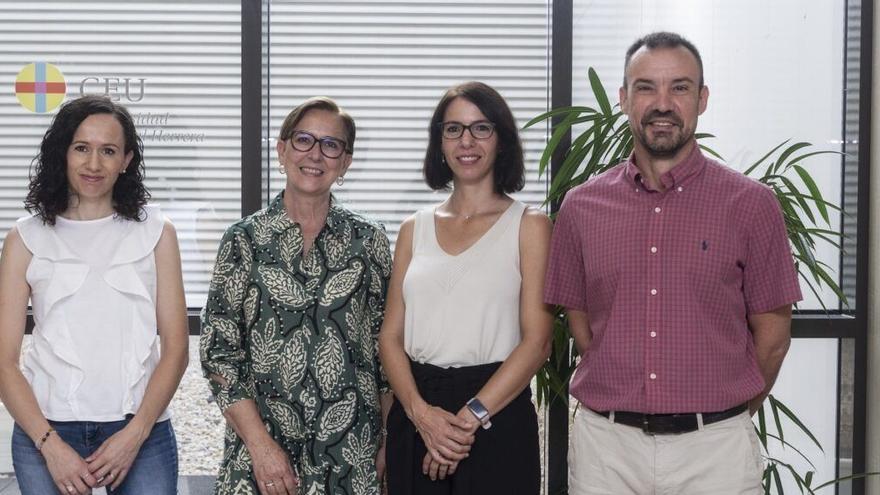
640 413 696 435
640 414 656 435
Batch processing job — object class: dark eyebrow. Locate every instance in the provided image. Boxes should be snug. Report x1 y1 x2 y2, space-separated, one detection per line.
71 140 121 149
631 77 697 86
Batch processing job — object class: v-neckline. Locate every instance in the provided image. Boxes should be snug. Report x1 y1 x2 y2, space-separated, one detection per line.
431 201 516 257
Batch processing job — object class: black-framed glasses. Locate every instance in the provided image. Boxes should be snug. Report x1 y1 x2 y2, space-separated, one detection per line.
439 120 496 140
288 130 351 158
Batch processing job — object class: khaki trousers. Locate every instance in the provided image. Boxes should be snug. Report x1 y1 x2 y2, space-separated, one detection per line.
569 406 764 495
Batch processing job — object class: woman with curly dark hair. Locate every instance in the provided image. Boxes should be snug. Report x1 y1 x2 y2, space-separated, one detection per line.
24 96 151 225
0 95 188 494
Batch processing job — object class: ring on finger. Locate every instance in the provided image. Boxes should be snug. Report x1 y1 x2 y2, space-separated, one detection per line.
65 485 74 493
265 480 276 487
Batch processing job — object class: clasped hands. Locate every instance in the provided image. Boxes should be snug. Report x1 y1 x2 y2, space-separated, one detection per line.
412 403 480 481
42 423 147 494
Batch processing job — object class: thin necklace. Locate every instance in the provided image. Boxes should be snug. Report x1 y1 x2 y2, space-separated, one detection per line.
450 199 497 221
456 208 485 222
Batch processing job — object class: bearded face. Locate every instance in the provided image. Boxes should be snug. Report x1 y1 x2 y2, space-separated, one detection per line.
620 46 708 161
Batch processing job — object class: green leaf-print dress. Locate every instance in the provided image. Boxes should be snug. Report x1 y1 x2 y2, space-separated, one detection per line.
200 192 392 495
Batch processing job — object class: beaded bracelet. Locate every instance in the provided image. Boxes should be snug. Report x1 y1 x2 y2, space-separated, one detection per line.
36 427 55 451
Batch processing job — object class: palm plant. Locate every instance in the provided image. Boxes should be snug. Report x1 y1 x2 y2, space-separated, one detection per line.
528 67 855 494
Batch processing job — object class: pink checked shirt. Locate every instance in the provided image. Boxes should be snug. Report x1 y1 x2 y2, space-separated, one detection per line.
544 146 802 414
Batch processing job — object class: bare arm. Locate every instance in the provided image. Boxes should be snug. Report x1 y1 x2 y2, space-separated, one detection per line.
747 304 792 415
377 217 474 464
465 209 553 418
132 221 190 426
567 310 591 357
375 391 393 484
87 221 190 488
0 227 97 494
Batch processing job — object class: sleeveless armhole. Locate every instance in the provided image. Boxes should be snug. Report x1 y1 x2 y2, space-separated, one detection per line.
410 208 429 254
513 202 528 271
15 216 39 256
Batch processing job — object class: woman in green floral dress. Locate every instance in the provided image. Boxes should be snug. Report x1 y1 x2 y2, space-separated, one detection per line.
200 97 393 495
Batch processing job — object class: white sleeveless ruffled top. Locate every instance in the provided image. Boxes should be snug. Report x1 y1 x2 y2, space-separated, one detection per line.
402 200 525 368
17 205 169 422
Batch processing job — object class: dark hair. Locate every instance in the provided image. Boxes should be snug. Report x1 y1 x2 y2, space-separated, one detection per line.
624 31 704 87
25 95 148 225
423 81 525 194
278 96 356 154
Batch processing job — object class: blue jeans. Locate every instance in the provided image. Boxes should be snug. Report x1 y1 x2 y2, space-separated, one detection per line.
12 417 178 494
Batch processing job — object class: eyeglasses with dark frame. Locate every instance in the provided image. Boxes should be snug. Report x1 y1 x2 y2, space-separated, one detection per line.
439 120 496 140
287 130 351 158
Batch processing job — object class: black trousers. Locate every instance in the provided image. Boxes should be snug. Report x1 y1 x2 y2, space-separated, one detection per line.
386 360 540 495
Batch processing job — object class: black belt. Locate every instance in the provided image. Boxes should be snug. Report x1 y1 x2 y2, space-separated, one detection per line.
593 403 748 435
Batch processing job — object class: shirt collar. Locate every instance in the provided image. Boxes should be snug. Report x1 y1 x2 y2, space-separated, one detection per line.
264 191 346 235
624 144 707 191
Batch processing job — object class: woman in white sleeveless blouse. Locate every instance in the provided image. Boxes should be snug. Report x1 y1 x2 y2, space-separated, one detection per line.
0 96 188 494
379 82 553 494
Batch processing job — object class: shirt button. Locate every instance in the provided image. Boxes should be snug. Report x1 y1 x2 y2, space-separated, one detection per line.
650 246 657 253
649 373 657 380
650 289 657 296
650 331 657 338
677 186 683 192
654 206 662 213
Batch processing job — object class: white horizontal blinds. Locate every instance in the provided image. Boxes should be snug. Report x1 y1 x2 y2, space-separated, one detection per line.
0 1 241 307
267 0 550 241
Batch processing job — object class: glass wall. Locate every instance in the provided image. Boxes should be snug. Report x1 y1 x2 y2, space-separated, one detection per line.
0 0 242 309
265 0 551 241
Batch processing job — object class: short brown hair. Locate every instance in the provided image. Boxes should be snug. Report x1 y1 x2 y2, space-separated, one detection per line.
624 31 704 87
278 96 356 154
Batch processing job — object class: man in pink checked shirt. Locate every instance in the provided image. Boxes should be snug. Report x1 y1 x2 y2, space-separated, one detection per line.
544 32 802 494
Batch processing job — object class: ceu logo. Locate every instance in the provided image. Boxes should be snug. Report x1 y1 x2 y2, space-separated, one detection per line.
15 62 67 113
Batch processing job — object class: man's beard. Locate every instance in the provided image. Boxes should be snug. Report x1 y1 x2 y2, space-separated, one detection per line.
634 110 692 158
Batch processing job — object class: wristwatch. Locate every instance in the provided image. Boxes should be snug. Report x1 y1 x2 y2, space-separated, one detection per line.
466 398 492 429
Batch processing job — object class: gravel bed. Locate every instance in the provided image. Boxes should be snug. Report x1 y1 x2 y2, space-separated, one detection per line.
168 337 225 475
